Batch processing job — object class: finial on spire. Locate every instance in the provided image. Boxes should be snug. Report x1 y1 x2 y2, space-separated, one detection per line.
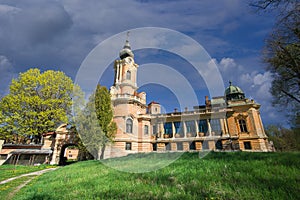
229 80 232 86
119 31 134 59
126 31 130 41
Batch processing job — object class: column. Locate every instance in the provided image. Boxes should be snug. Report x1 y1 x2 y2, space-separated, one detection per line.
119 63 123 82
223 118 229 136
207 119 212 136
172 122 175 138
160 123 164 138
116 62 120 84
183 121 187 138
195 120 199 137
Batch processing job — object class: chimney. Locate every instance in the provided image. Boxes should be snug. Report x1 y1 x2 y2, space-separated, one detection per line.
205 96 211 106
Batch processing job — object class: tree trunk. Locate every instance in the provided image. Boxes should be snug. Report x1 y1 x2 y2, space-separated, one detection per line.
99 145 106 160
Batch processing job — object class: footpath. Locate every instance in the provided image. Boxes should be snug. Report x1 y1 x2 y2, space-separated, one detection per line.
0 167 58 199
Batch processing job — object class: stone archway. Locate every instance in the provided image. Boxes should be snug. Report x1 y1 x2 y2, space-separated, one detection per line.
58 143 79 165
44 124 80 165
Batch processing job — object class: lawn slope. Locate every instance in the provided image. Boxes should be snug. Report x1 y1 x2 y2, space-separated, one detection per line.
14 152 300 200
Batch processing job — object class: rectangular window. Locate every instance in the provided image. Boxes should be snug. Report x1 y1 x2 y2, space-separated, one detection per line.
186 121 196 134
165 143 171 151
177 142 183 150
164 122 172 135
152 143 157 151
174 122 183 137
202 141 209 149
125 142 132 150
174 121 182 134
239 119 248 133
198 120 208 135
152 124 157 134
144 125 149 135
244 142 252 150
210 119 222 135
190 142 196 150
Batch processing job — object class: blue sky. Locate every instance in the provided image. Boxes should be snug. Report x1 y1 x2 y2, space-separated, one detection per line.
0 0 286 126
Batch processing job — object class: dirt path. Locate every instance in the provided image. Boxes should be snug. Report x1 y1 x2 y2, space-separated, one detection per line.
0 167 58 185
1 167 58 200
7 176 35 200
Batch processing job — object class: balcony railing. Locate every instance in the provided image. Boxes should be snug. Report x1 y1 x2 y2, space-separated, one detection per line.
112 94 146 104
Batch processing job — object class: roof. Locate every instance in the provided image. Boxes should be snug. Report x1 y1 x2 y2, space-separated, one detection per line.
119 40 134 59
211 96 226 104
0 149 14 154
148 101 160 105
43 132 56 136
224 81 244 96
9 149 52 155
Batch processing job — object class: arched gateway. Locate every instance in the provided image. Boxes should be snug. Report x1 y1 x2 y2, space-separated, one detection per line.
42 124 80 165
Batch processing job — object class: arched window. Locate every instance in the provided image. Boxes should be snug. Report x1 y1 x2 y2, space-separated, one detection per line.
239 119 248 132
126 70 131 80
126 118 133 133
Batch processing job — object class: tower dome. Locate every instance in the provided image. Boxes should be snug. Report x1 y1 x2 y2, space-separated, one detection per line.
119 40 134 59
225 81 245 101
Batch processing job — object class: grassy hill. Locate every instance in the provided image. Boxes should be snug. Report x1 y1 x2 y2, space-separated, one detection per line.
14 152 300 200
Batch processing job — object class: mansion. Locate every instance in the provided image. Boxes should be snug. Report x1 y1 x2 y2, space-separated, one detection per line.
104 39 271 158
0 39 272 165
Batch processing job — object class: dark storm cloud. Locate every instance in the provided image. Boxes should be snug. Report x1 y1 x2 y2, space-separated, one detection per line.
0 0 283 125
0 1 72 46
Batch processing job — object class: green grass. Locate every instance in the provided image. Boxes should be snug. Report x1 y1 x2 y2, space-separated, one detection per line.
0 176 35 199
13 152 300 200
0 165 55 182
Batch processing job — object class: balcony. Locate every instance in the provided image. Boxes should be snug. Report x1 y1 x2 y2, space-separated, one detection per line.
111 93 146 105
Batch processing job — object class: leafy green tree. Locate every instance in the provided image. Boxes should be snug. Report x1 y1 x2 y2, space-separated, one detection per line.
94 84 117 159
266 125 300 151
250 0 300 127
0 68 83 143
75 84 116 160
0 107 8 140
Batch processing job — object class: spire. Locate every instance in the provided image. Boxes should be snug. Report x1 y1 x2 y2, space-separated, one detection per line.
126 31 130 41
119 31 134 59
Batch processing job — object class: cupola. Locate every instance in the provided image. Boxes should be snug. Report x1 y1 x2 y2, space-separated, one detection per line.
119 40 134 59
225 81 245 101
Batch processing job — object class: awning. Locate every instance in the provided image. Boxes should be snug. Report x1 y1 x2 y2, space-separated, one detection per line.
9 149 53 155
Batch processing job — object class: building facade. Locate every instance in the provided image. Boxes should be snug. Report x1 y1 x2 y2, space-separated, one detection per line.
104 39 270 158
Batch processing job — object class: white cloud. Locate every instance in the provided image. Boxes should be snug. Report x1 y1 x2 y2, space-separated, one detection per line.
253 71 272 86
0 4 20 14
212 57 286 125
0 0 280 124
219 57 237 71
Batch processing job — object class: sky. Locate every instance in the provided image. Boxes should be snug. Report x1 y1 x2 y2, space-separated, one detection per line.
0 0 286 126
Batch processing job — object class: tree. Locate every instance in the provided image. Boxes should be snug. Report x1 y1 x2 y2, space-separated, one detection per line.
265 124 300 151
75 84 116 160
0 68 83 143
250 0 300 127
94 84 117 159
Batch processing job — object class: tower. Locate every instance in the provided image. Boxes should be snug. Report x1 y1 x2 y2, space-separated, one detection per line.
107 37 152 158
112 39 138 95
110 38 147 113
